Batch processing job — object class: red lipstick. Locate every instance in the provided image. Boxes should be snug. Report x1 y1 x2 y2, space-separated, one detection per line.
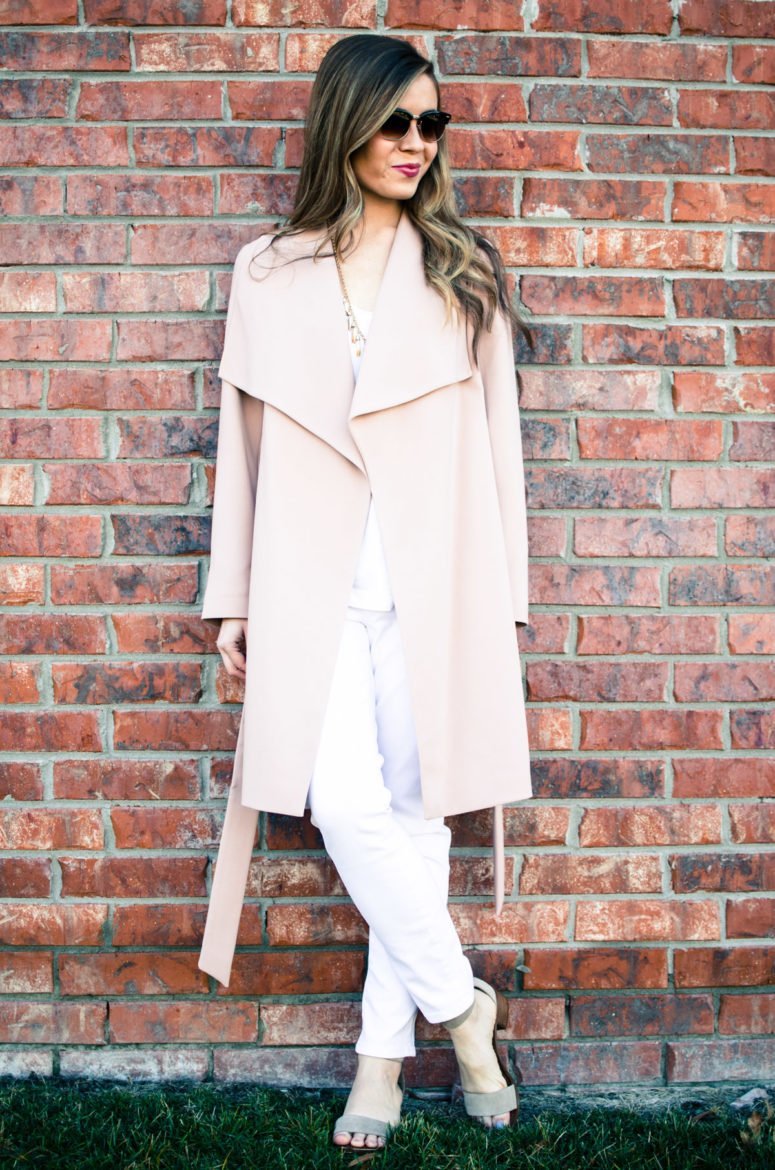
393 164 421 176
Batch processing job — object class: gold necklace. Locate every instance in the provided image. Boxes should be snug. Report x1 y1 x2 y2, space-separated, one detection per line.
334 248 366 357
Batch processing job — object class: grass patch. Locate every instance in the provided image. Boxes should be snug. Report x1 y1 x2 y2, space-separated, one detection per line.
0 1078 772 1169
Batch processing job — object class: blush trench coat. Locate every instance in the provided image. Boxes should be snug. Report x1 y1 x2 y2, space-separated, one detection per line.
198 208 532 987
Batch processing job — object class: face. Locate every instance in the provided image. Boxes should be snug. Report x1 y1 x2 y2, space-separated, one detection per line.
351 73 441 209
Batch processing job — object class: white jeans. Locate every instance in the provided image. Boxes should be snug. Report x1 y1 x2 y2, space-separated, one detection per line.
305 604 474 1059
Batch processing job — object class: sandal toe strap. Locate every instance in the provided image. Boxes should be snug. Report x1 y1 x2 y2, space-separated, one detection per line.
333 1113 390 1137
462 1083 517 1117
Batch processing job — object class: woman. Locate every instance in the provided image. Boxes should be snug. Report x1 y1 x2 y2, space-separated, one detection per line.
199 33 533 1151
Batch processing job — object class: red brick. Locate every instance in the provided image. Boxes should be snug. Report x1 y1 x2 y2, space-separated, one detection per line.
736 232 775 272
213 1044 355 1088
671 853 773 894
536 0 671 31
578 615 720 656
0 857 50 897
0 0 76 22
46 465 192 506
527 660 667 703
450 804 570 848
530 758 665 799
450 128 581 172
233 0 374 26
673 370 775 413
134 126 279 167
260 1002 359 1046
519 369 659 411
84 0 226 21
0 1002 105 1045
725 516 775 557
571 993 713 1036
576 900 720 942
675 662 775 703
386 0 521 28
111 514 210 556
729 421 775 461
0 808 103 850
0 562 46 605
525 515 567 556
588 40 725 82
581 709 723 751
0 516 100 559
442 81 526 123
674 465 775 512
523 947 668 990
436 34 581 78
0 367 44 409
518 1039 662 1085
62 1048 207 1080
78 80 220 121
2 222 128 266
65 270 209 312
669 565 775 607
735 136 775 177
0 615 106 654
667 1038 775 1082
116 318 223 362
130 221 257 263
730 708 775 749
676 281 775 327
0 712 101 754
1 904 107 946
0 174 62 215
451 902 568 944
718 993 775 1034
229 78 312 120
60 857 206 898
588 134 728 175
0 416 105 459
730 805 775 845
523 178 665 221
0 762 42 801
134 31 279 71
0 953 53 995
453 174 515 216
523 274 664 317
0 30 129 70
733 45 775 86
679 1 775 38
673 181 775 224
579 804 720 848
528 467 661 509
51 563 198 612
574 515 716 557
526 707 573 750
531 84 671 126
674 946 775 987
517 612 569 654
729 614 775 655
48 368 195 411
59 952 207 996
8 56 62 110
0 271 56 312
0 125 128 167
224 951 365 997
726 898 775 940
0 660 39 702
520 418 570 461
531 565 661 609
0 320 112 363
266 904 366 947
53 757 199 801
583 227 724 269
521 854 662 896
679 90 775 131
583 322 725 365
112 903 213 947
579 417 722 461
674 757 775 799
66 174 213 218
110 1001 257 1044
111 807 221 849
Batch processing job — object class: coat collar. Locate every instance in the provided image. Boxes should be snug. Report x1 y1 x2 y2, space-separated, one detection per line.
225 207 472 475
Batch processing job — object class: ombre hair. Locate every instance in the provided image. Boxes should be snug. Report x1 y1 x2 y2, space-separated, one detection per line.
250 33 533 360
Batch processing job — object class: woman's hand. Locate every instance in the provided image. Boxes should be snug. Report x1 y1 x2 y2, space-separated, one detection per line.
216 618 249 679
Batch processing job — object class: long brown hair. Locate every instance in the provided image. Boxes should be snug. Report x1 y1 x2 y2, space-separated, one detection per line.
251 33 534 360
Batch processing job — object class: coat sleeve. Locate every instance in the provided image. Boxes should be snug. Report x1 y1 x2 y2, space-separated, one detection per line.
201 243 265 626
478 305 529 627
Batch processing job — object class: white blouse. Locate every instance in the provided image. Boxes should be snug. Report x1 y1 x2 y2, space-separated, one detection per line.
347 307 395 611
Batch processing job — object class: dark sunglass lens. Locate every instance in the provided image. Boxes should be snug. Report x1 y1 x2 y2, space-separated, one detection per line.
418 113 448 142
380 112 412 140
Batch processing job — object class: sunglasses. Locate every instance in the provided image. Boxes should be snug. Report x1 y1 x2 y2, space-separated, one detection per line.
378 107 452 144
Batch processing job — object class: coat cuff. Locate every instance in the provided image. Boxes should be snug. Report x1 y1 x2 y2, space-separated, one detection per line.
201 588 250 625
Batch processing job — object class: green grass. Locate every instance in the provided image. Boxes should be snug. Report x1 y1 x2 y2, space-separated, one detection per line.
0 1078 773 1170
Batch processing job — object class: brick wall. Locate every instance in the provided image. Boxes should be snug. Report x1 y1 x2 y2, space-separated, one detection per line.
0 1 773 1089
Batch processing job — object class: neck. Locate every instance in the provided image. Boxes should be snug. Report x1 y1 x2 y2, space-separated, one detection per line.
357 191 402 240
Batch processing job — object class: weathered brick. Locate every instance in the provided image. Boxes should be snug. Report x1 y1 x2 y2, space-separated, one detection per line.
522 274 664 317
674 757 775 799
523 947 668 990
667 1038 775 1082
233 0 374 26
109 1001 257 1044
736 232 775 272
529 758 665 799
578 615 720 655
581 709 723 751
679 1 775 38
674 946 775 988
60 857 206 898
527 660 668 703
730 709 775 750
726 899 775 940
571 993 713 1036
675 662 775 703
729 421 775 461
579 804 721 848
588 40 726 82
673 182 775 224
575 900 720 942
671 853 774 894
583 322 725 365
673 371 775 413
729 614 775 656
574 515 717 557
436 34 581 78
523 178 665 221
0 29 129 71
0 1002 105 1045
521 854 662 896
519 369 659 411
669 565 775 607
725 516 775 557
59 952 207 996
718 993 775 1034
730 805 775 846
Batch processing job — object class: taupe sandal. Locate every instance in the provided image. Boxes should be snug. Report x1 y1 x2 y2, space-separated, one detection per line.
332 1069 405 1147
448 977 519 1125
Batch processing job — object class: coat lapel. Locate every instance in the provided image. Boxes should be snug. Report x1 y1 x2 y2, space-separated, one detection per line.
225 208 472 474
